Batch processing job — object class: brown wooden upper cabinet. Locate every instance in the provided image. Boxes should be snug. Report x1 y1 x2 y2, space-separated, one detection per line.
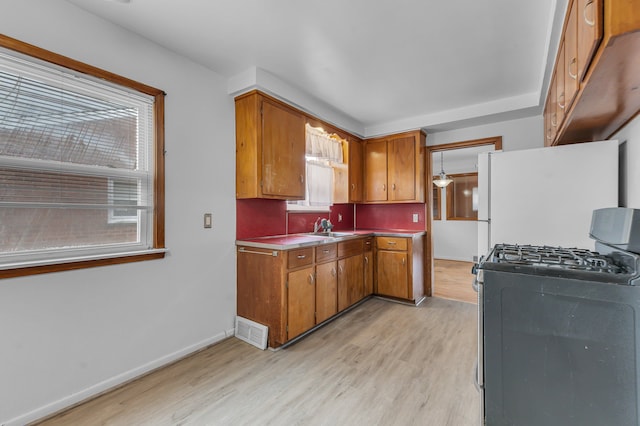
235 91 306 199
544 0 640 146
363 130 426 203
348 140 364 203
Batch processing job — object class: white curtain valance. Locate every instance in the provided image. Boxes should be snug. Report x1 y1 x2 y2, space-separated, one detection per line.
306 124 344 163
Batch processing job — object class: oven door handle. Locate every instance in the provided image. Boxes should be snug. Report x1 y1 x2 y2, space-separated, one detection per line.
476 278 484 388
474 361 483 391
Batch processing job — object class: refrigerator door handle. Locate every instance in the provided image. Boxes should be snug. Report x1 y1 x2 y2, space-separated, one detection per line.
477 219 490 223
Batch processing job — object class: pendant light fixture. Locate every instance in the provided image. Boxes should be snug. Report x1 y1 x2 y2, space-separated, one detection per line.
433 151 453 188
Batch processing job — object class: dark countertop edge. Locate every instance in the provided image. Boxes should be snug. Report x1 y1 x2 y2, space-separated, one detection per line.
236 230 426 250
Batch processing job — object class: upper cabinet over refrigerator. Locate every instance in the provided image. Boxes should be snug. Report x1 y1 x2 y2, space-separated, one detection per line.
477 140 619 259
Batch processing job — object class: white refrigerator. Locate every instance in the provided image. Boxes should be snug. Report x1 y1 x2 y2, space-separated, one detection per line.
477 140 619 259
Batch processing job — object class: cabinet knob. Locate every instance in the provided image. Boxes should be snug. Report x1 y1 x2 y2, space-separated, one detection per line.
339 265 344 274
297 254 306 259
364 256 369 264
382 184 386 191
402 257 406 266
392 183 396 190
331 267 337 277
300 174 304 183
308 274 314 284
351 183 355 190
387 241 396 245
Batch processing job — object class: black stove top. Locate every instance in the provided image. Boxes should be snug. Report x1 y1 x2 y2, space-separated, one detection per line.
490 244 625 274
480 243 640 284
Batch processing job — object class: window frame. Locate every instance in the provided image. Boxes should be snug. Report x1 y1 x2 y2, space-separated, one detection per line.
445 172 479 221
0 34 165 279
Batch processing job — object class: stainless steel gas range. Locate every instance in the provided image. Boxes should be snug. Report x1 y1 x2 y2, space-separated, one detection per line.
474 208 640 426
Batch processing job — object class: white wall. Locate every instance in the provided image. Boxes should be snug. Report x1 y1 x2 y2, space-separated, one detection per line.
428 115 544 261
427 115 543 151
613 114 640 209
0 1 236 424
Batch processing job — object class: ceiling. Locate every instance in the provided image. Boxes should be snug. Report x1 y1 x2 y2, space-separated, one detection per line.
66 0 565 137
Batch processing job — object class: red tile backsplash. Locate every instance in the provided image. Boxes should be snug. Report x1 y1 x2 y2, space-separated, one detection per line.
287 204 355 234
236 199 287 239
236 199 422 239
356 203 426 231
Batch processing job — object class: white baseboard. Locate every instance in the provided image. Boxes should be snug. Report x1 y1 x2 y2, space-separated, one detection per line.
4 328 235 426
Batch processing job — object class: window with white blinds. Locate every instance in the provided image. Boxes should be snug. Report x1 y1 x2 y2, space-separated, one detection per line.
0 42 165 273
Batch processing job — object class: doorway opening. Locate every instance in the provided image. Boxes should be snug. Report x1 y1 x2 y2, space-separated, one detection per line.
425 136 502 303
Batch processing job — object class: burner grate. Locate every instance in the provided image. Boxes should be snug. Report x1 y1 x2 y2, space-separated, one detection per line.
491 244 625 274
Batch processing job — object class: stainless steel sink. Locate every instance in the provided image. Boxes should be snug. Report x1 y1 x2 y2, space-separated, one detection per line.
307 232 356 238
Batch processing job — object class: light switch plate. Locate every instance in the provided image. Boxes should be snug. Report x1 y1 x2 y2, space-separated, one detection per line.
412 213 419 223
204 213 212 228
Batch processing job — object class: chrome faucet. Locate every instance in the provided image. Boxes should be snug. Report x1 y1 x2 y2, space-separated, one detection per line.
313 217 333 233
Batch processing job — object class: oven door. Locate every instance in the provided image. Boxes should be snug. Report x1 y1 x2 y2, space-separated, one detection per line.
472 268 485 424
483 269 640 426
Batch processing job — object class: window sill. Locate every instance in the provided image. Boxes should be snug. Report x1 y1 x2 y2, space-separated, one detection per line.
286 204 331 212
0 248 167 279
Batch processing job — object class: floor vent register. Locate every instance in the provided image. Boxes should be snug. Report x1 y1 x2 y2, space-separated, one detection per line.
235 316 268 350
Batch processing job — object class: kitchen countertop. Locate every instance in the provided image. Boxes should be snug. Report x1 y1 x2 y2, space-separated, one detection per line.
236 229 426 250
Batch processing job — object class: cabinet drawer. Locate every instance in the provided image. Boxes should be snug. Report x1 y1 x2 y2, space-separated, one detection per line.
288 248 314 269
338 238 364 258
316 243 337 263
377 236 408 251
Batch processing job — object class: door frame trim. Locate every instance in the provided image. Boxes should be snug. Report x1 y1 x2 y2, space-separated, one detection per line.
424 136 502 297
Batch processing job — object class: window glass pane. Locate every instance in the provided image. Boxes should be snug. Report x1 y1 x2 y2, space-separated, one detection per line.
446 173 478 221
432 176 441 220
0 46 156 267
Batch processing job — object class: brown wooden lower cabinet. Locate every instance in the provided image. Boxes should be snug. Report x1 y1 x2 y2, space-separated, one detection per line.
315 260 338 324
287 266 315 340
237 233 424 348
377 250 409 299
374 235 425 304
338 253 364 311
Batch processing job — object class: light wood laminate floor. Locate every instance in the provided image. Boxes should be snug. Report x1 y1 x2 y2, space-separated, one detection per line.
433 259 477 304
36 297 480 426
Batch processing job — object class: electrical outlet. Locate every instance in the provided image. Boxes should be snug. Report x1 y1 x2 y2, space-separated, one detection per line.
338 213 343 222
204 213 212 229
412 213 419 223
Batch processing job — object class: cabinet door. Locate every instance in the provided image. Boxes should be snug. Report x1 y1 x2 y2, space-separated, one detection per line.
349 140 363 202
364 140 388 202
316 261 338 324
333 164 349 204
262 99 305 198
338 254 364 311
388 136 416 201
564 2 579 110
364 250 373 296
556 43 566 127
377 250 409 299
287 267 315 340
577 0 603 82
